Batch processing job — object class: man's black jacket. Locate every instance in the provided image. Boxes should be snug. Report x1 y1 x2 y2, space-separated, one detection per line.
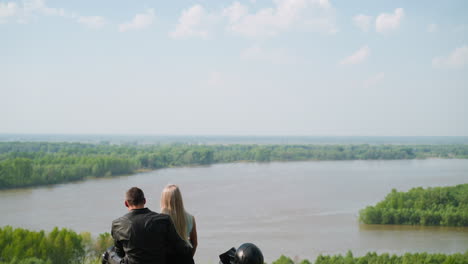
111 208 192 264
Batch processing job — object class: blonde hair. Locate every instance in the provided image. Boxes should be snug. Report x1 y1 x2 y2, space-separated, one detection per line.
160 184 188 242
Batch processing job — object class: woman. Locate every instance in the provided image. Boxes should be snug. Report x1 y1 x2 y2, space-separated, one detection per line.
160 184 198 261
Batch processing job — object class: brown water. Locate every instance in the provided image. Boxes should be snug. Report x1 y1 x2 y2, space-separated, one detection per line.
0 159 467 263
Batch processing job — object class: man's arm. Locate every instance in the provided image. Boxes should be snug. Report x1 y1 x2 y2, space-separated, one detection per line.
113 240 125 258
111 220 126 258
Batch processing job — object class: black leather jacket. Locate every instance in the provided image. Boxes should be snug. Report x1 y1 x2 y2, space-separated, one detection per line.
111 208 192 264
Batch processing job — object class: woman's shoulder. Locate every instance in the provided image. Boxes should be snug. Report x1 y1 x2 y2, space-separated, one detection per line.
185 211 194 232
185 211 194 222
185 211 193 218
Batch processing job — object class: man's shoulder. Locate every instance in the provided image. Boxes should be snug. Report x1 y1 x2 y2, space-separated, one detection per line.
147 211 172 222
112 209 172 226
112 214 130 229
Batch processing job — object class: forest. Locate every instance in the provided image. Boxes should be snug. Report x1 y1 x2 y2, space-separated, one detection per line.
1 142 468 189
1 226 467 264
359 184 468 226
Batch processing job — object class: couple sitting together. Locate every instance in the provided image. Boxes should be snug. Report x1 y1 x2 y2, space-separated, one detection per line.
109 185 197 264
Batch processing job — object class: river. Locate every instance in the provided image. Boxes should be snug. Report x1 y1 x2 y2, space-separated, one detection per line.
0 159 467 263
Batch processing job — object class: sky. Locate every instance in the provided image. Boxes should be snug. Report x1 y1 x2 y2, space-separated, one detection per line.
1 0 468 136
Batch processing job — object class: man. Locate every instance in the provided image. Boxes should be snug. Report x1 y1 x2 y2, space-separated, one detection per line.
110 187 192 264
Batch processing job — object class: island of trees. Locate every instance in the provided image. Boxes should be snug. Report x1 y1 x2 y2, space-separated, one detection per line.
1 226 467 264
359 184 468 226
1 142 468 189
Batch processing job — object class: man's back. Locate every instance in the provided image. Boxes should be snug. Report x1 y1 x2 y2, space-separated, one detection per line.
112 208 191 264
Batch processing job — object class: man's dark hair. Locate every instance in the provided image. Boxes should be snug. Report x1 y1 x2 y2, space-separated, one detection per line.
126 187 145 206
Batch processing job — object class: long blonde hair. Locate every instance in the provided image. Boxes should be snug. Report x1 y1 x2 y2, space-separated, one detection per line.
160 184 188 241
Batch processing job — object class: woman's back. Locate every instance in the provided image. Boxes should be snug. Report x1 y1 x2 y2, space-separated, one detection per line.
185 211 193 239
160 184 198 260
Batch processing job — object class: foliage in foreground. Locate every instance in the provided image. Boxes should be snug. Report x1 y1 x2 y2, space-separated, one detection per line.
359 184 468 227
0 226 113 264
314 251 468 264
273 251 468 264
1 225 467 264
1 142 468 189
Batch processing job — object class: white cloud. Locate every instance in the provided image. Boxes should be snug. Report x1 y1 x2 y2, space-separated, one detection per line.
241 44 296 64
318 0 331 9
170 4 215 39
1 0 69 23
432 45 468 69
78 16 106 29
23 0 66 17
339 45 370 65
0 2 17 23
119 8 155 32
223 0 337 38
353 14 372 32
169 0 336 39
0 0 109 31
375 8 404 34
222 1 248 23
427 23 438 33
363 72 385 87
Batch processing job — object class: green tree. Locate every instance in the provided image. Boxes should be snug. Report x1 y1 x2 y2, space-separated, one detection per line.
272 255 294 264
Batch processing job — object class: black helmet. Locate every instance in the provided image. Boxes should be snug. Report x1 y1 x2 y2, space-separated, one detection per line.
233 243 264 264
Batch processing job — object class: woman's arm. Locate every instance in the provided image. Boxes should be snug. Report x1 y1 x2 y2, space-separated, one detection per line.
190 216 198 256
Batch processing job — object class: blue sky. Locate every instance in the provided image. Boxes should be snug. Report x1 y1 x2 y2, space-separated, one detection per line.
1 0 467 136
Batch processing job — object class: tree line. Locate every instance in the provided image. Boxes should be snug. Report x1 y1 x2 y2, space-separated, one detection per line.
359 184 468 226
1 142 468 189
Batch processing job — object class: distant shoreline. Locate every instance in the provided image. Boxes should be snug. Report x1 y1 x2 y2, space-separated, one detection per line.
1 134 468 145
1 142 467 190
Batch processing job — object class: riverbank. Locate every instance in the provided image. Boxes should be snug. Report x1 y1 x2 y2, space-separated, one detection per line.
1 142 468 190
